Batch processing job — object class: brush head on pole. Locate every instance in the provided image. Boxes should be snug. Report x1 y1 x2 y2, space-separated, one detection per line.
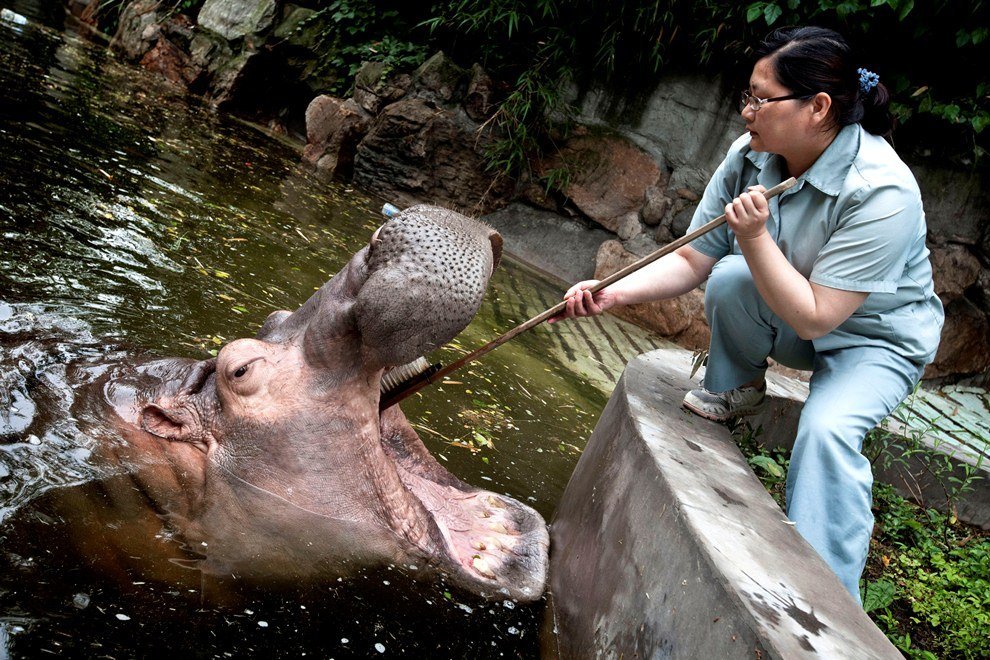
380 357 431 394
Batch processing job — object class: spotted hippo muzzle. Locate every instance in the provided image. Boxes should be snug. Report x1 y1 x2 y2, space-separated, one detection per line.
97 205 548 603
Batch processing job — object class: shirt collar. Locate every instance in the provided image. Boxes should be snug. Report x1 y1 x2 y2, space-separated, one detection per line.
744 123 861 197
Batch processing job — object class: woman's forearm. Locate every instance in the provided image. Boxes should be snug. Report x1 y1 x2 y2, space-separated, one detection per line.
609 246 716 306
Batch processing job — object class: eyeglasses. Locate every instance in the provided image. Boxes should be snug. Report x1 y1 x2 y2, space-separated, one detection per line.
740 90 815 112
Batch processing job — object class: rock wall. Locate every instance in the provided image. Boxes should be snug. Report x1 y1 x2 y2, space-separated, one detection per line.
102 0 990 380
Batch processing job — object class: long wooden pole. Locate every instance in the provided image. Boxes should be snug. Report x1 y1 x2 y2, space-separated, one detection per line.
380 177 797 410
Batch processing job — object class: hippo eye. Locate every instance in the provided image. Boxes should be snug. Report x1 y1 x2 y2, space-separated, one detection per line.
233 365 249 378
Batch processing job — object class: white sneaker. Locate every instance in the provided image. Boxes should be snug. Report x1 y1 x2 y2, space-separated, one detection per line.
682 383 767 422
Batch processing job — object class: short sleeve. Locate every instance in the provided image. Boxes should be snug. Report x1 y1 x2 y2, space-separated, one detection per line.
810 183 922 294
686 135 751 260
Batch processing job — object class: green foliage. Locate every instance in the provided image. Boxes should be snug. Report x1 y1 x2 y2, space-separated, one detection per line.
422 0 988 174
730 421 789 506
864 483 990 658
304 1 428 95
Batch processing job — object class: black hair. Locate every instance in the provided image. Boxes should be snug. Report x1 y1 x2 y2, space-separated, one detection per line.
753 26 893 137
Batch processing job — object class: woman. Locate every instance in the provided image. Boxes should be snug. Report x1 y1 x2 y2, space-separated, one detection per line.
552 26 944 602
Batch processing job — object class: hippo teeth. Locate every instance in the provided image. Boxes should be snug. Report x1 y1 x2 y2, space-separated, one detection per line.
472 556 496 579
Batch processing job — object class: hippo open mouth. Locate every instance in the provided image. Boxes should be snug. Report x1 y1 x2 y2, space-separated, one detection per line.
95 205 549 602
376 404 549 601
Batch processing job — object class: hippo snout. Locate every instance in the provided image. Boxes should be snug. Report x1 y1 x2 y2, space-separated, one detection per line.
356 206 502 368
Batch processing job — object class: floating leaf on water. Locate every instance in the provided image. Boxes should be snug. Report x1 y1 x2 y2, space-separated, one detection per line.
215 271 230 279
448 441 479 453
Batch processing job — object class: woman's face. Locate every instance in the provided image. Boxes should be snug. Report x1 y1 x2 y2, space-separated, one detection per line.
741 57 813 155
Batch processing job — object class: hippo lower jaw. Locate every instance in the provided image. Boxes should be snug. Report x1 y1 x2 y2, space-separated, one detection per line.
378 408 549 602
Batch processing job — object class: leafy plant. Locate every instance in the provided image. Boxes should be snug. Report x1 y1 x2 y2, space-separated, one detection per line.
863 483 990 658
730 421 789 506
302 0 429 95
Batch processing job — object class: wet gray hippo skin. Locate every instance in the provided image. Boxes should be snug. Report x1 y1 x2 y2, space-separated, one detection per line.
78 206 549 602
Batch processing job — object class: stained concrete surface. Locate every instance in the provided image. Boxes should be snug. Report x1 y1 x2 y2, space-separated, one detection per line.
545 349 901 659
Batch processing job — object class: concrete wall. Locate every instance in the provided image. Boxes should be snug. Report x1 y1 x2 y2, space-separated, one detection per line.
544 349 900 658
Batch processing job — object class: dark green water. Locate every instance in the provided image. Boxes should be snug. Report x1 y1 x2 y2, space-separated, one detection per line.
0 3 668 656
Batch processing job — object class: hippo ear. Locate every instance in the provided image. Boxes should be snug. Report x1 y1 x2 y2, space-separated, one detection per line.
489 230 503 272
139 404 200 443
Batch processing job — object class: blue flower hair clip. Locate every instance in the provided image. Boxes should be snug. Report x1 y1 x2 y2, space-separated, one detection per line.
857 68 880 94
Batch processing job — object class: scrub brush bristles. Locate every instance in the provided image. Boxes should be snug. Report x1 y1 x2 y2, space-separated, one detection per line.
381 357 431 394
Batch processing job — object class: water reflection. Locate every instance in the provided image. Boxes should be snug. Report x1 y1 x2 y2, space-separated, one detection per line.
0 3 672 656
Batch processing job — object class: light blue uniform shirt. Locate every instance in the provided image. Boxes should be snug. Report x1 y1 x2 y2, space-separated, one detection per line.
688 123 944 365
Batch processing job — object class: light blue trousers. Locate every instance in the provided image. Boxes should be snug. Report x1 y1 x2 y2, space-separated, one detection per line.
702 256 923 600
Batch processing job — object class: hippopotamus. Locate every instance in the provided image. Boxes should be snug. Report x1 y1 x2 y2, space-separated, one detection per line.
22 205 548 603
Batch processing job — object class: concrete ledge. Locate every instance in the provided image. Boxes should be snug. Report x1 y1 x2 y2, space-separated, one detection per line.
755 368 990 530
544 349 899 658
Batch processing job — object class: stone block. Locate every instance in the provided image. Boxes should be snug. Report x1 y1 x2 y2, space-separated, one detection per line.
640 184 670 227
540 131 663 232
197 0 277 41
411 51 469 105
353 61 410 115
111 0 160 61
353 98 512 214
615 211 642 240
931 243 982 302
302 95 371 179
464 63 497 121
545 349 901 658
926 298 990 379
